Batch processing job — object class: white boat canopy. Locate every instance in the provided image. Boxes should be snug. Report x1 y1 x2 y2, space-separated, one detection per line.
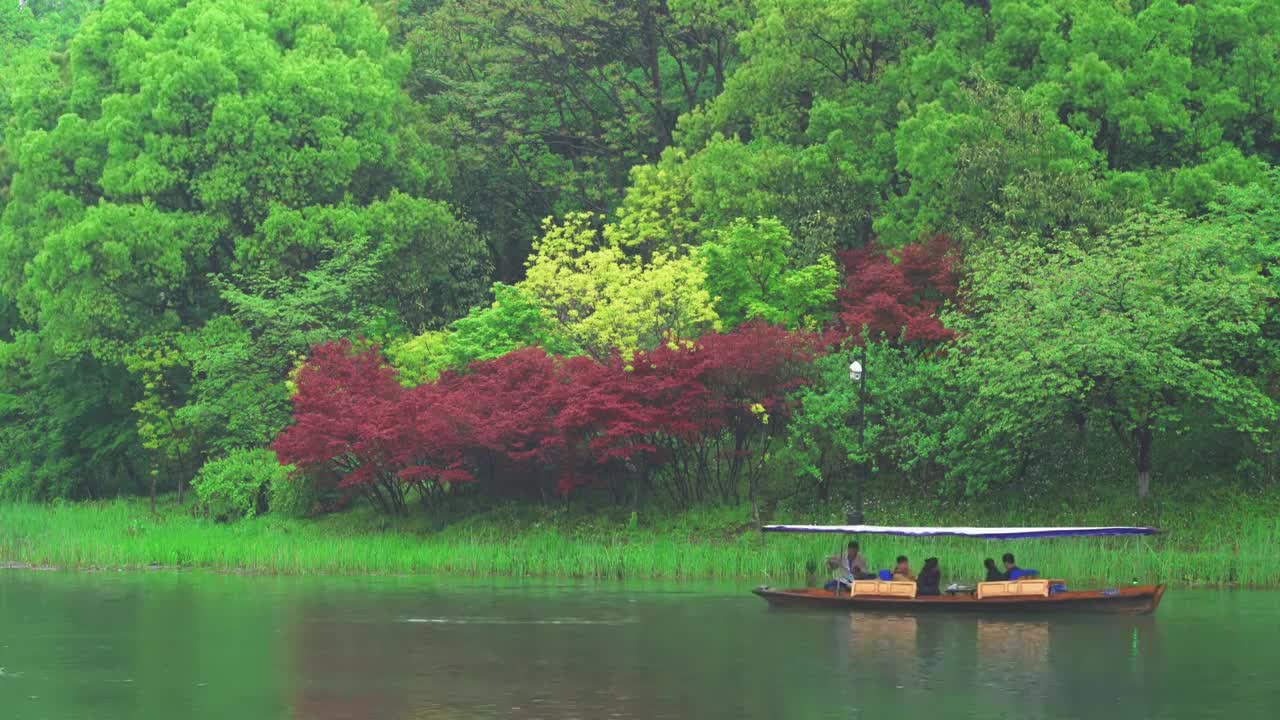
761 524 1159 539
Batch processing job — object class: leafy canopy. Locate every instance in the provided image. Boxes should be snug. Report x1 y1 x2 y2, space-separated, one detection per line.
389 283 579 385
699 217 838 330
0 0 488 498
946 208 1278 495
521 212 719 358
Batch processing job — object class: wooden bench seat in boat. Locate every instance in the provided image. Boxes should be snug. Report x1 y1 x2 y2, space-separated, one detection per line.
850 580 918 598
976 578 1065 599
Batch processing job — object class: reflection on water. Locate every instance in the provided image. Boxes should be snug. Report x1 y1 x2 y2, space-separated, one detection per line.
834 612 1167 719
977 619 1050 679
1 572 1277 720
402 616 639 625
842 613 923 689
848 612 919 652
974 620 1052 718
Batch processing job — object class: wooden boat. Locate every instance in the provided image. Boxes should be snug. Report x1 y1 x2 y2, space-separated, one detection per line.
754 523 1166 615
753 583 1166 615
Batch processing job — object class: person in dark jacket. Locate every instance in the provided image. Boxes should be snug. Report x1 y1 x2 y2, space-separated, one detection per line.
984 557 1005 581
1002 552 1022 578
917 557 941 596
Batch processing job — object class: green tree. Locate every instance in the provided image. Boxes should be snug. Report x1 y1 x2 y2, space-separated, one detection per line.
1 1 100 199
1 0 461 348
181 213 481 455
0 0 487 499
885 80 1123 248
1209 171 1280 477
242 193 490 334
668 0 1279 248
699 217 838 329
785 341 956 503
0 331 143 501
391 0 747 278
125 337 195 511
389 283 579 384
674 0 949 246
605 139 810 255
947 208 1277 499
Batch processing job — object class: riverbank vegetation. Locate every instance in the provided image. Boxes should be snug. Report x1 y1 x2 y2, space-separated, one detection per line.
3 0 1279 578
4 481 1278 586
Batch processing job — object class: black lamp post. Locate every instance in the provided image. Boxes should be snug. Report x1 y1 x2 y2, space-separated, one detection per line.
847 352 867 525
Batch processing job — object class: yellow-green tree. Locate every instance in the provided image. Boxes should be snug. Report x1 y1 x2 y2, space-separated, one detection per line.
520 213 719 358
124 338 193 512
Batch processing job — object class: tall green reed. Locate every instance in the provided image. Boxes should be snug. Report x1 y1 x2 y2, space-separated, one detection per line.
2 498 1277 586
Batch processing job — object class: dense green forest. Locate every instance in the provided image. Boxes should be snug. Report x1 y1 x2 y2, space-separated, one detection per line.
2 0 1278 524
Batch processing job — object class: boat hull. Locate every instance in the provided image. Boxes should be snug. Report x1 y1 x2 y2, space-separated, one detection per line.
752 584 1165 615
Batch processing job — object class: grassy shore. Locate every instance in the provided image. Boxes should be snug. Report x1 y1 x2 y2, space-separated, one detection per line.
3 483 1279 587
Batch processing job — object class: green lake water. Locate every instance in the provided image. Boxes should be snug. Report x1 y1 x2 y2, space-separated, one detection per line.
1 571 1277 719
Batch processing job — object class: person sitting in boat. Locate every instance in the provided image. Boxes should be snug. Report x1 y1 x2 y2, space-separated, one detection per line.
891 555 915 581
1002 553 1020 578
984 557 1004 581
827 541 872 581
917 557 941 595
1001 552 1040 580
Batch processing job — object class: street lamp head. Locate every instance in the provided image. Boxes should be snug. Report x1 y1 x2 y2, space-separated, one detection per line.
849 360 863 382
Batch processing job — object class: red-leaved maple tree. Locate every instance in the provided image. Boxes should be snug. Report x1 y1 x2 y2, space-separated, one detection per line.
554 322 818 503
835 234 959 345
275 324 821 513
273 340 438 515
430 348 580 500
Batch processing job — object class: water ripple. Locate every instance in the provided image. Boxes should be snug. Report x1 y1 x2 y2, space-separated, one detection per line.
402 616 638 626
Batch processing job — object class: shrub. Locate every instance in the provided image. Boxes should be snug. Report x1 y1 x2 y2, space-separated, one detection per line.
192 449 289 521
268 471 316 519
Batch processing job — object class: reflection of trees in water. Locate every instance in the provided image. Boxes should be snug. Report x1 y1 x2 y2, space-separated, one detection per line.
276 584 1174 720
284 596 416 720
2 573 287 720
1047 617 1160 719
16 579 1280 720
282 594 696 720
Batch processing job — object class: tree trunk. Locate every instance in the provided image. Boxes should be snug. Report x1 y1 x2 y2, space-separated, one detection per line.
366 483 391 515
1074 410 1088 450
176 450 187 504
712 38 727 93
175 456 186 505
639 2 670 152
1134 425 1153 500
